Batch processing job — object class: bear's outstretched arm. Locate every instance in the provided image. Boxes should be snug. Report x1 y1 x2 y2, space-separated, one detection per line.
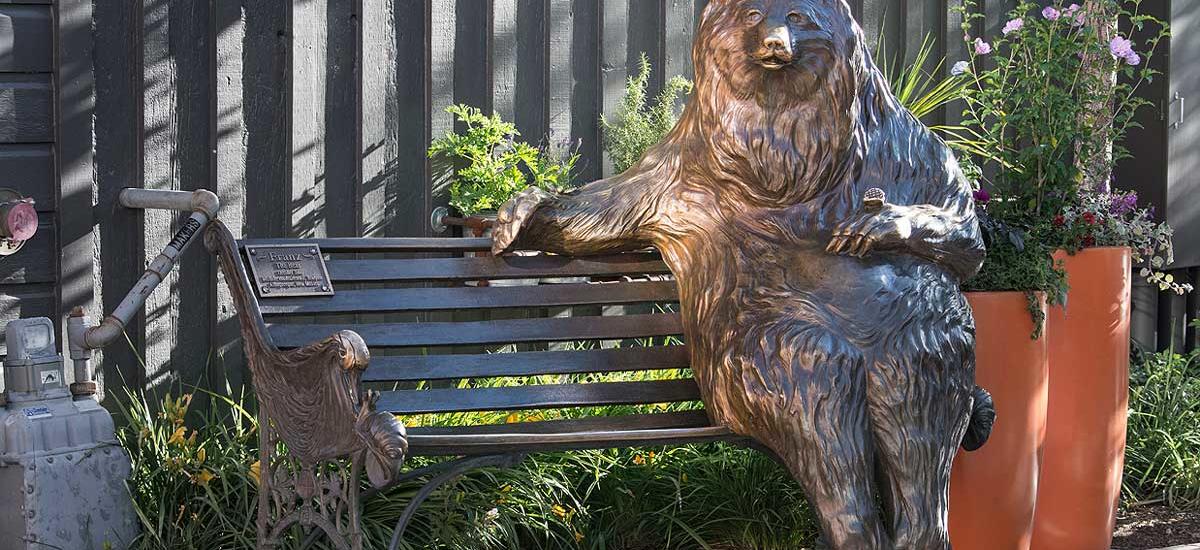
491 147 679 256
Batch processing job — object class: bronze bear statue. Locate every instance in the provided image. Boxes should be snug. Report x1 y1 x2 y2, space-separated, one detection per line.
493 0 993 547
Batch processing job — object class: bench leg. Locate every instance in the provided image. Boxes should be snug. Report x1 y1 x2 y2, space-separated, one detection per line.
387 454 526 550
257 410 366 550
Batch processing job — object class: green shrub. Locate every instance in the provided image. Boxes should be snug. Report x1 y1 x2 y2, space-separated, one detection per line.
1124 329 1200 509
600 54 692 175
430 104 579 216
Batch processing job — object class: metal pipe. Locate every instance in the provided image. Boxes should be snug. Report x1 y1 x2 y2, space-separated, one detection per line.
67 188 220 395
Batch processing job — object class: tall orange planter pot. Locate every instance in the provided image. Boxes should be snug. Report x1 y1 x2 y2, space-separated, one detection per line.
950 292 1049 550
1031 247 1131 550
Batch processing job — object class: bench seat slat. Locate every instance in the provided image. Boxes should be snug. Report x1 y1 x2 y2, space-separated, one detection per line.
323 254 670 283
407 410 712 435
259 281 679 315
408 426 738 456
364 346 691 381
376 379 701 414
268 313 683 348
240 237 492 253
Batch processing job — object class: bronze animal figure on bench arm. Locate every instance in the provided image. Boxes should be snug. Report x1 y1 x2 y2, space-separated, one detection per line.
492 0 994 548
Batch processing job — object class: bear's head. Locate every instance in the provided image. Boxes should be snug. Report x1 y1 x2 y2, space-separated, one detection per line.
694 0 866 107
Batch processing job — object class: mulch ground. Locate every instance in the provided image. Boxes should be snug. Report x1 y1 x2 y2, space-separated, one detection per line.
1112 505 1200 549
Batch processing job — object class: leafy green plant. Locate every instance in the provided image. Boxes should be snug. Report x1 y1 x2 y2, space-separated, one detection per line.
878 34 971 124
1124 329 1200 509
600 53 693 174
430 105 579 216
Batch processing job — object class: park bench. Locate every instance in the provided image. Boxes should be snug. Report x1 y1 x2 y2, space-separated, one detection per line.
202 219 751 550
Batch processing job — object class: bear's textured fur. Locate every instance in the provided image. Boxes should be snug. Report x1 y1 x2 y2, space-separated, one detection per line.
493 1 989 547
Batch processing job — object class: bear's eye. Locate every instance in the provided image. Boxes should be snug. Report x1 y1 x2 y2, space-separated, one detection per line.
744 9 764 24
787 12 805 24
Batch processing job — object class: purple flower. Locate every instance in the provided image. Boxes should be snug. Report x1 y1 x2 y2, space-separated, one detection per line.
1042 6 1061 20
1109 193 1139 215
974 38 992 55
1110 36 1135 60
951 60 971 76
973 188 992 203
1003 18 1024 35
1064 3 1081 16
1125 52 1142 66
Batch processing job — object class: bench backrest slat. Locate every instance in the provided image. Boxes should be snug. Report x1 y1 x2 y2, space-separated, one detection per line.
377 379 702 415
268 313 683 349
258 280 679 316
324 254 671 283
241 237 492 253
362 346 690 382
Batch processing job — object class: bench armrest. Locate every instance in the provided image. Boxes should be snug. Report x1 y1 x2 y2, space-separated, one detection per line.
204 220 407 487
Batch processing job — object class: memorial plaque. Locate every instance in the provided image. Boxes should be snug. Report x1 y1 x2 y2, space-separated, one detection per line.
245 244 334 297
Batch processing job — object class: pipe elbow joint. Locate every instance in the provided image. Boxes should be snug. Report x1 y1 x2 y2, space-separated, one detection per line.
191 189 221 219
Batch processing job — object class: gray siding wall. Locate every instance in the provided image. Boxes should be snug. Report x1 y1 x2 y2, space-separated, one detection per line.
67 0 1021 394
0 1 56 357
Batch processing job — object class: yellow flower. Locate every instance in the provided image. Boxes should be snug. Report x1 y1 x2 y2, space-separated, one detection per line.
167 426 187 446
500 483 512 493
249 460 262 486
505 412 520 424
681 473 688 483
552 504 568 519
632 454 645 465
574 531 585 543
196 447 206 464
193 469 215 487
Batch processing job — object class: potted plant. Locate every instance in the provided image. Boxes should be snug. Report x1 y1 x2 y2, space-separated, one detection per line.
952 2 1184 548
429 104 579 287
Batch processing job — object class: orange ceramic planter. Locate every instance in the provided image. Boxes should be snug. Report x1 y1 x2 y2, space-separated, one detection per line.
1031 247 1131 550
950 292 1049 550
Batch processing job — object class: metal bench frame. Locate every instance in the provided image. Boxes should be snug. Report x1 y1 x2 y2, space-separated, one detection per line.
204 219 748 550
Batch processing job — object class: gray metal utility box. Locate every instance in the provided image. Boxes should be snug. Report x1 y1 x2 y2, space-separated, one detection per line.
0 318 137 549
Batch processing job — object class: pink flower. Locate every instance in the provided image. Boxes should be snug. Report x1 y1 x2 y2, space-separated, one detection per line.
1064 3 1081 16
1042 6 1061 20
974 38 992 55
1003 18 1024 35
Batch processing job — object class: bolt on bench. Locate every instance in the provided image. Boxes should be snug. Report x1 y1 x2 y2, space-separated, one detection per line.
203 220 749 550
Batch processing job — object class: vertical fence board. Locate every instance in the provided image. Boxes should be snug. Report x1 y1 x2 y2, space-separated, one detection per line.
92 0 145 398
665 0 695 81
243 0 291 239
628 0 666 97
292 0 327 238
600 0 629 177
55 0 95 366
387 0 431 237
215 0 248 391
515 0 550 142
169 0 217 389
142 0 180 390
324 0 362 238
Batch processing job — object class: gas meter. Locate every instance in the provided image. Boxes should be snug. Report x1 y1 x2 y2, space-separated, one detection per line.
0 318 138 550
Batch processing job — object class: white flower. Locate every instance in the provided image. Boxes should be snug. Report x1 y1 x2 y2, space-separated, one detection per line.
951 61 971 76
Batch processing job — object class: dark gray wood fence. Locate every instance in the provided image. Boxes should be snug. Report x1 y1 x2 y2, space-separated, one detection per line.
30 0 1032 394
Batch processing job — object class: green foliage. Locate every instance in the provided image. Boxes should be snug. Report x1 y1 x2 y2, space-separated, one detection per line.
430 105 579 216
1124 332 1200 509
600 54 693 174
115 384 261 549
